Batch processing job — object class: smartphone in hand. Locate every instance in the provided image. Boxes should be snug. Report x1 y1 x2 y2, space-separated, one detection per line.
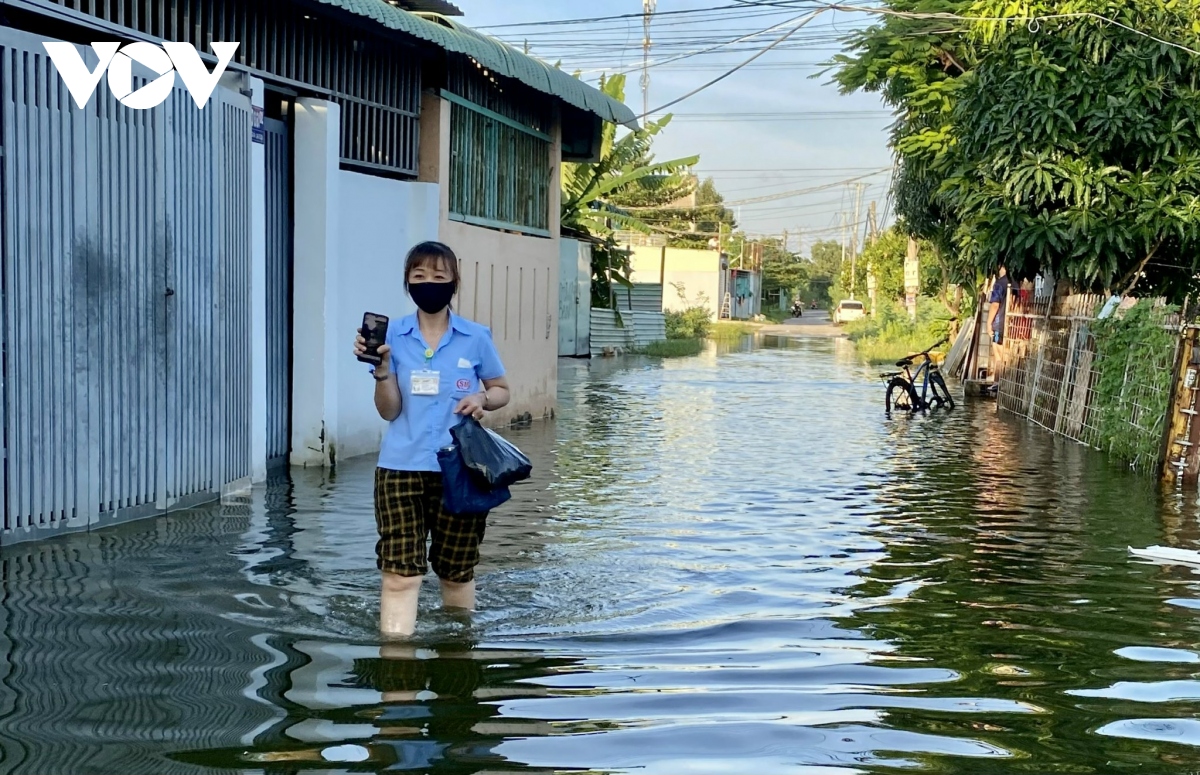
357 312 390 365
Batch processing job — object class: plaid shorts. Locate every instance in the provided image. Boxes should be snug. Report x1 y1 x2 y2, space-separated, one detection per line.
374 469 488 582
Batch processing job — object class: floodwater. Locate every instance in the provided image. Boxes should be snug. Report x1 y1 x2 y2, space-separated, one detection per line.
3 335 1200 774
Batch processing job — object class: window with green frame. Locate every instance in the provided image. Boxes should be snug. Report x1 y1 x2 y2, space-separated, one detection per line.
444 62 552 236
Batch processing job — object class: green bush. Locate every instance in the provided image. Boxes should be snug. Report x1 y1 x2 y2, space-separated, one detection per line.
709 321 759 341
1091 301 1178 468
761 306 789 324
641 339 704 358
666 306 712 339
845 298 955 364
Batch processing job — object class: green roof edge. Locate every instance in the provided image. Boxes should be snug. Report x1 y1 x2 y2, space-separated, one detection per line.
312 0 640 129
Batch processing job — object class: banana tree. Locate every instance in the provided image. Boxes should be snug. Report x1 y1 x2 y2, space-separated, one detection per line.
561 74 698 306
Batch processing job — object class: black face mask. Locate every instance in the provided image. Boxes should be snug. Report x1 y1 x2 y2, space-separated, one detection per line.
409 281 456 314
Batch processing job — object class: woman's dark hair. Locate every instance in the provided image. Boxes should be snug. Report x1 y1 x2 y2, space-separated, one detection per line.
404 241 460 292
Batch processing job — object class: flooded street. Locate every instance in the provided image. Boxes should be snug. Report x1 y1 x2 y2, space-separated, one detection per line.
4 334 1200 774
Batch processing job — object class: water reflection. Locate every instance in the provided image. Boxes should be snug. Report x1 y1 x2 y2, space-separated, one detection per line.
173 641 580 773
3 334 1200 773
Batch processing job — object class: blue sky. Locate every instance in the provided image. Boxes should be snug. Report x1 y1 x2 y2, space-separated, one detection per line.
453 0 895 254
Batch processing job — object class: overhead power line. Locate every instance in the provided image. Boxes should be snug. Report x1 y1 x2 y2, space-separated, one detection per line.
624 168 890 210
475 1 816 29
643 8 827 117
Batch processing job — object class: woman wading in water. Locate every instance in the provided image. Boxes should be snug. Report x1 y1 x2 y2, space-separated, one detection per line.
353 241 510 636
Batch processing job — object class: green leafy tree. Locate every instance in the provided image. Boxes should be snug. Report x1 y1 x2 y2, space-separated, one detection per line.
943 0 1200 298
835 0 1200 301
832 0 974 266
758 238 810 297
808 240 842 303
639 178 738 249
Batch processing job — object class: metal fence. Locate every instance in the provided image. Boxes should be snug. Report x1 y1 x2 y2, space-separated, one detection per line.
0 27 253 543
446 91 551 236
996 291 1180 470
21 0 424 175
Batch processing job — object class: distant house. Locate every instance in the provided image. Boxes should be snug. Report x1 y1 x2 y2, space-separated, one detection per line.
628 246 761 321
0 0 635 544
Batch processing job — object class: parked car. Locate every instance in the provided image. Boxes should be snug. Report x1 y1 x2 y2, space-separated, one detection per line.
833 299 865 324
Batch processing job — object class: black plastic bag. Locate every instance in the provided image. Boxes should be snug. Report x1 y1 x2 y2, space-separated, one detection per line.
437 443 511 515
450 417 533 490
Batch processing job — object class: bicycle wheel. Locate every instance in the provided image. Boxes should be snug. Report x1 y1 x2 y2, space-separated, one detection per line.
929 372 955 409
885 377 919 412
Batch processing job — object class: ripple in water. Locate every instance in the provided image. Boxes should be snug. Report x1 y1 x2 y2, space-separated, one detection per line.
1 336 1200 773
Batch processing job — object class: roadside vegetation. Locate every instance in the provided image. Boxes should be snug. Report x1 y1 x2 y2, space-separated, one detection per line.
640 339 704 358
709 321 760 341
843 300 955 365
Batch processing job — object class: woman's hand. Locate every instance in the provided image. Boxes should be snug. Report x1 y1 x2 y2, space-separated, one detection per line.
454 392 487 420
353 331 392 375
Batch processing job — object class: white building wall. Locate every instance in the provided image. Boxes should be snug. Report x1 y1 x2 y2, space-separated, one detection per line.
290 100 440 467
291 99 342 468
335 172 440 462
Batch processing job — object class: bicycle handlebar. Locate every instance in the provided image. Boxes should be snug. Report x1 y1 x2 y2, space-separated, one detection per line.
912 338 950 359
920 337 949 356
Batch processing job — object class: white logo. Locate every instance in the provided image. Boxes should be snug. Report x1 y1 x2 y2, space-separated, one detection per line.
42 41 240 110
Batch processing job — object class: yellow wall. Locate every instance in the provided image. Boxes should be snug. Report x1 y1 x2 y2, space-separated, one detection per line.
629 246 722 319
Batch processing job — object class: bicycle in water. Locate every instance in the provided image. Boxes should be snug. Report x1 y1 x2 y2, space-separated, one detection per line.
881 338 955 413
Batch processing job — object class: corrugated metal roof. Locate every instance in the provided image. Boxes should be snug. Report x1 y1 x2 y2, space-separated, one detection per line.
312 0 638 128
397 0 463 16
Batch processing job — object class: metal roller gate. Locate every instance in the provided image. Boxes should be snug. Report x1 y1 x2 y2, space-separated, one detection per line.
0 27 253 543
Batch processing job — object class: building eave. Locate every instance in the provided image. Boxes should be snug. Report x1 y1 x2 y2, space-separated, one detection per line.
311 0 639 129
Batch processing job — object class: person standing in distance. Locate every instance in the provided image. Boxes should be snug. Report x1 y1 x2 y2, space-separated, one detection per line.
353 241 510 636
989 264 1010 346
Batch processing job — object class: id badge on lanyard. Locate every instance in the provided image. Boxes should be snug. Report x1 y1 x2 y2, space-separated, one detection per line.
411 347 439 396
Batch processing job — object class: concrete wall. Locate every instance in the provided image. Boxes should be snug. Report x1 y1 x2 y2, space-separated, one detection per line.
421 94 563 427
447 223 559 425
290 99 440 467
335 171 440 461
630 246 722 320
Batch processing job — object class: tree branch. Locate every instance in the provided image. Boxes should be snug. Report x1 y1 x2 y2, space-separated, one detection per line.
938 49 967 76
1118 239 1164 298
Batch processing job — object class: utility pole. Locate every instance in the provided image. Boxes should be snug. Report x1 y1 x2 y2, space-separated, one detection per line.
850 183 866 300
782 228 788 253
841 211 851 299
866 201 878 314
642 0 657 119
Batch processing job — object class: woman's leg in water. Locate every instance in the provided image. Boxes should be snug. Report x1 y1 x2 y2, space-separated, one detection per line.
380 572 422 636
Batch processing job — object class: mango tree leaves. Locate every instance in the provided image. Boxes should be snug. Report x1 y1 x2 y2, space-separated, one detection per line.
835 0 1200 300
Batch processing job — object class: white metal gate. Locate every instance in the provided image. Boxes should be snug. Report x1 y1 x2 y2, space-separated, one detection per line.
0 28 253 543
558 238 590 358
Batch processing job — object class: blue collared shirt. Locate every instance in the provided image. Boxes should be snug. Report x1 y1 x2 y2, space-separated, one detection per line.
378 312 506 472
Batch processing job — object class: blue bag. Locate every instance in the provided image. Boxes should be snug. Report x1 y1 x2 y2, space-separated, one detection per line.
437 442 511 515
451 417 533 489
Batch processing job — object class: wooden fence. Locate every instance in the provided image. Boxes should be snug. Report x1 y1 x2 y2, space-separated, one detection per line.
994 290 1181 471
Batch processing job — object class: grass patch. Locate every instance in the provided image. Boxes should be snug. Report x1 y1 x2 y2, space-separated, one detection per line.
845 299 955 365
760 307 789 324
708 321 760 341
640 339 704 357
854 334 946 365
